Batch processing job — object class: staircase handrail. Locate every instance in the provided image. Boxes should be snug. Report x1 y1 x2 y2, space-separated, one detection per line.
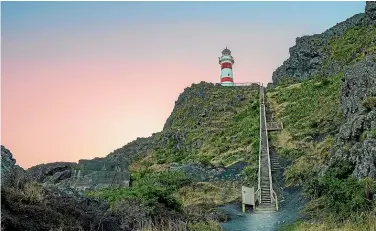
272 189 278 211
262 86 276 210
257 84 262 203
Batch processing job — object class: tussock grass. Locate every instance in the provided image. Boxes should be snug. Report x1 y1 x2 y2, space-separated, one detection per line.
21 181 44 204
280 213 376 231
178 181 241 207
187 220 224 231
267 74 343 186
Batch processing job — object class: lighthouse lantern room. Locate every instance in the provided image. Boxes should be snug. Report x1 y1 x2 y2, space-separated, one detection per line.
219 47 235 86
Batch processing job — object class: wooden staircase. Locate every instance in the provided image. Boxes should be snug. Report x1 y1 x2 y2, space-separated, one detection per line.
255 86 278 213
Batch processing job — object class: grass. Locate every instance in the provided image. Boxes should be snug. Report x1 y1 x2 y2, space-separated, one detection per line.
269 21 376 231
178 181 241 207
280 213 376 231
267 73 343 142
130 83 260 179
156 83 260 167
362 97 376 111
327 24 376 65
267 73 343 187
86 170 192 214
21 181 44 204
187 221 224 231
267 72 376 230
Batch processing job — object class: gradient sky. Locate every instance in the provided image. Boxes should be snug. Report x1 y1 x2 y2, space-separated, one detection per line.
1 1 366 169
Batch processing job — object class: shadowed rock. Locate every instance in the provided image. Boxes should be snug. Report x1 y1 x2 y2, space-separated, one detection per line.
325 55 376 179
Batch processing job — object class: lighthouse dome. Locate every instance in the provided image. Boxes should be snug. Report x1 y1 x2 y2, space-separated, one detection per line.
222 47 231 56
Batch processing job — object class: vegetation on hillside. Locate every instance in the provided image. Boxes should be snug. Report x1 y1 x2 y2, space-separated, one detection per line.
267 73 343 187
86 170 227 231
132 83 260 169
86 83 261 230
327 24 376 65
268 68 376 230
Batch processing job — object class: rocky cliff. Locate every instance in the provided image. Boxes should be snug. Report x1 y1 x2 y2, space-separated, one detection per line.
1 145 123 231
272 2 376 85
1 145 25 186
325 55 376 179
26 131 157 191
270 2 376 181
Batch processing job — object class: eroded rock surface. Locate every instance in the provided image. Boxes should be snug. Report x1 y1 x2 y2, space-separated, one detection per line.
1 146 123 231
326 56 376 179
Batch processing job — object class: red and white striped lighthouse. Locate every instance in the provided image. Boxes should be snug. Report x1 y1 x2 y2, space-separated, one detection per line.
219 47 235 86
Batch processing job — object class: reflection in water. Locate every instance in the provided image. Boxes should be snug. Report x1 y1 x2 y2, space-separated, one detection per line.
220 187 306 231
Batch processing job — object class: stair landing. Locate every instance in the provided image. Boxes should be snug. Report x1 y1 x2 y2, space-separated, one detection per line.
255 203 276 213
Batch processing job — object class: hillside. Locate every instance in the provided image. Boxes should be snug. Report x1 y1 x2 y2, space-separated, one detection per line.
268 2 376 230
132 82 260 170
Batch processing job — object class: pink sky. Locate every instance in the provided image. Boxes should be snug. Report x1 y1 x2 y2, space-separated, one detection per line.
2 2 364 169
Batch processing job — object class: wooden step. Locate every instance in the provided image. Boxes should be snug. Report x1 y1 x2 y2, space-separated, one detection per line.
255 203 276 213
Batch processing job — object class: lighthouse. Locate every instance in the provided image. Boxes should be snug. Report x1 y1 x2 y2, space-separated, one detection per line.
219 47 235 86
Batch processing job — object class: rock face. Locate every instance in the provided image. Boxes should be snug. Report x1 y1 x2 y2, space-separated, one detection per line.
27 134 157 192
326 56 376 179
107 135 157 162
1 145 26 186
272 2 376 85
1 146 123 231
28 158 131 192
366 1 376 20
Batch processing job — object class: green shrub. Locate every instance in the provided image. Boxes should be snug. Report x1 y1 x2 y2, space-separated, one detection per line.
187 220 224 231
21 181 44 204
362 97 376 110
369 129 376 138
285 157 316 186
303 175 376 222
303 159 376 222
86 170 192 215
279 148 305 159
240 165 258 187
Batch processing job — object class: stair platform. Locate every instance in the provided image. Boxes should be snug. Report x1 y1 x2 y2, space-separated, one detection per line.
255 203 277 213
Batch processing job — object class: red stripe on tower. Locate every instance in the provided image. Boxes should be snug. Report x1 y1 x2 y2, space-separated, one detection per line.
221 62 232 69
221 77 234 83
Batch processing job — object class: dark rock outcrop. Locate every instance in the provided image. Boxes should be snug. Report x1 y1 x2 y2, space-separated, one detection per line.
27 134 157 192
28 162 78 183
1 145 26 186
272 2 375 85
28 158 131 192
1 145 124 231
366 1 376 21
325 55 376 179
107 135 157 162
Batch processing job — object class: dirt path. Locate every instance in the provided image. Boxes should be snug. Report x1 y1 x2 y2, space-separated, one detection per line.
219 187 306 231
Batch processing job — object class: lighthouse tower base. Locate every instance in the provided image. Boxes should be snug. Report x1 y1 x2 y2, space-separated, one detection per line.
221 82 235 86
